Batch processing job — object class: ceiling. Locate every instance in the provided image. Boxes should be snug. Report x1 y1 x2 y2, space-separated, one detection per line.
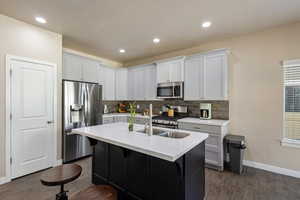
0 0 300 63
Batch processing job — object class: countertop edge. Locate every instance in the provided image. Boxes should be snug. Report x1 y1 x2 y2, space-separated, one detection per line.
72 125 208 162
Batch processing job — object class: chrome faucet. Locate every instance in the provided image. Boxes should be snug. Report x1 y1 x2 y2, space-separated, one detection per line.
145 104 153 136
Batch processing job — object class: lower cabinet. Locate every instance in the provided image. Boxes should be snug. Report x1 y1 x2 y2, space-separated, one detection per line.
109 145 127 190
126 151 150 200
178 122 228 171
150 157 184 200
92 141 109 184
92 141 205 200
103 116 114 124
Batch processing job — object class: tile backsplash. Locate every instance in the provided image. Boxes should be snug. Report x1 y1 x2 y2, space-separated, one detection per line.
103 100 229 120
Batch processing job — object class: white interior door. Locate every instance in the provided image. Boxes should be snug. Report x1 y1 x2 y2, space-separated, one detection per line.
11 59 54 179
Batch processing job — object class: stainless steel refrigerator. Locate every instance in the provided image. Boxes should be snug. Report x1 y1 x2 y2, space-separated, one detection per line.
62 80 102 163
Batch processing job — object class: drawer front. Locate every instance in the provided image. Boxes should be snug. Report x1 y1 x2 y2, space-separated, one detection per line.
114 116 128 122
205 148 220 166
178 122 221 134
134 118 148 125
103 117 114 124
206 134 219 147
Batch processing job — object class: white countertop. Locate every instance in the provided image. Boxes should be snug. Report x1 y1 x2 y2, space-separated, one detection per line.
72 122 208 162
103 113 150 119
178 117 229 126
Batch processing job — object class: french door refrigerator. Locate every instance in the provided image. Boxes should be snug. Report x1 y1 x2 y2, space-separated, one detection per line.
63 80 102 163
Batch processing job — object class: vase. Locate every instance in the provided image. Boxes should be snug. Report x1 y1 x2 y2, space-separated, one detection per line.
128 123 134 132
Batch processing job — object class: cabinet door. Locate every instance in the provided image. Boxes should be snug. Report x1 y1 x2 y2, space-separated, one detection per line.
126 151 149 199
106 67 116 100
115 68 128 100
63 53 83 81
156 62 170 83
99 66 115 100
204 53 227 100
98 66 106 100
82 59 99 83
93 141 109 184
184 56 204 100
127 68 135 100
150 157 184 200
109 145 127 190
144 64 157 100
137 68 146 100
130 67 145 100
170 60 184 82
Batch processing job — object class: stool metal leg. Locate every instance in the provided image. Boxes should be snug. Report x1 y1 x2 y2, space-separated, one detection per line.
56 184 68 200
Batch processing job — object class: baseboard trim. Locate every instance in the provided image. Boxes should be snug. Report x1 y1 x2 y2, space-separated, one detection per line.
0 176 10 185
53 159 63 167
244 160 300 178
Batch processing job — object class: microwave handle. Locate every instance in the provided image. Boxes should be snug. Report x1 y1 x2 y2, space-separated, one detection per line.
172 82 176 97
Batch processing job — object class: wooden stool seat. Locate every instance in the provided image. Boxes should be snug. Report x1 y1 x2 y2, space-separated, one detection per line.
40 164 82 200
71 185 117 200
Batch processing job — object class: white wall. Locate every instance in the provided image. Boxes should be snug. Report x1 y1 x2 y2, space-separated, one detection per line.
0 14 62 178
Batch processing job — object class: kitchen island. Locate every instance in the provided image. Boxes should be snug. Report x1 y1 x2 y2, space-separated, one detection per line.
73 122 208 200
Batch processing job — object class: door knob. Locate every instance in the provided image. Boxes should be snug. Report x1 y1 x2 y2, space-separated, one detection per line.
47 121 54 124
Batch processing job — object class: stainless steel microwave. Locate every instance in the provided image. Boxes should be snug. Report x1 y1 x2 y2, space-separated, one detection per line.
157 82 184 99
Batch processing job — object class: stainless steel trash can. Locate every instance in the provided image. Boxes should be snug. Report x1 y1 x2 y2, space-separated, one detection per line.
224 135 246 174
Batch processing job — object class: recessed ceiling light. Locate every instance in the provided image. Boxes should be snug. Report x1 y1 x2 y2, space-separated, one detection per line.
153 38 160 44
35 17 47 24
119 49 126 53
202 21 211 28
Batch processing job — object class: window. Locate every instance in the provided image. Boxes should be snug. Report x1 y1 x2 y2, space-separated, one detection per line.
282 59 300 148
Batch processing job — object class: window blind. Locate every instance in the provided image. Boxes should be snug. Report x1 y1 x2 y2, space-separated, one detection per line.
283 61 300 141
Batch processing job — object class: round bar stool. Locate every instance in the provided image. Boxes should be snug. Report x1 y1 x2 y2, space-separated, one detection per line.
40 164 82 200
71 185 117 200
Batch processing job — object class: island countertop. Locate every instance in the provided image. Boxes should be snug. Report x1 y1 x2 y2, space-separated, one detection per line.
72 122 208 162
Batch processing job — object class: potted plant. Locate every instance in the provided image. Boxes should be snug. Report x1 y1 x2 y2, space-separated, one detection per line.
128 103 136 132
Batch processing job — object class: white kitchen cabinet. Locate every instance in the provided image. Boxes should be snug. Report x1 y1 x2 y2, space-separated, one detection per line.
156 62 170 83
156 57 184 83
63 52 84 81
98 65 115 100
184 56 204 100
81 58 100 83
178 120 229 171
129 67 145 100
204 52 228 100
115 68 128 100
184 50 228 100
144 64 157 100
63 52 100 83
128 64 157 100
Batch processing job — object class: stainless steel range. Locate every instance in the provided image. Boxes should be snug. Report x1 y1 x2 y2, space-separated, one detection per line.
152 106 188 129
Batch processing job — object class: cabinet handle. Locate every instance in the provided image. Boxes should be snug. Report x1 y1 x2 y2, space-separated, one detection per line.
193 126 201 129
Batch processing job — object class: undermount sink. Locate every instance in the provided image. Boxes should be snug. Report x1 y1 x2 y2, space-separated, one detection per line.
136 128 190 139
136 128 166 135
159 132 190 139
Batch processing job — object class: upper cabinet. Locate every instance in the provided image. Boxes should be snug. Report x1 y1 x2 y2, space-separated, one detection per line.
156 57 184 83
184 56 205 100
81 58 100 83
128 64 157 100
63 52 99 83
98 65 115 101
63 52 82 81
115 68 128 100
184 50 228 100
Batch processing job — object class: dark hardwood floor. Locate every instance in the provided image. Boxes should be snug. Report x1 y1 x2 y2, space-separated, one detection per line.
0 157 299 200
